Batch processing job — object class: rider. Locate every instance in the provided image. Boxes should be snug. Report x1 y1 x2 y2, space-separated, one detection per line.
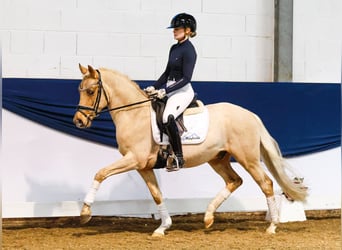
145 13 197 171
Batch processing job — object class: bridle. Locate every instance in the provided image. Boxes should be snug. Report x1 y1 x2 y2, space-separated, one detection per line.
76 69 152 123
76 70 109 121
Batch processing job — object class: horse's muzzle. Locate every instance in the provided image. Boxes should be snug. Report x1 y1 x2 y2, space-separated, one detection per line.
73 111 92 128
73 117 85 128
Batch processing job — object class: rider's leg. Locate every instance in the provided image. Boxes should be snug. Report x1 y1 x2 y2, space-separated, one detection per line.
164 114 184 170
162 84 194 171
162 84 195 123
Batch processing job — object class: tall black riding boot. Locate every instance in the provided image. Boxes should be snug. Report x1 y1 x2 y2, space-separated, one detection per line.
164 115 185 171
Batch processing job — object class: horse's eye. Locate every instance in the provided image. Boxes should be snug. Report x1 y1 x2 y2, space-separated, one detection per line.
86 89 94 95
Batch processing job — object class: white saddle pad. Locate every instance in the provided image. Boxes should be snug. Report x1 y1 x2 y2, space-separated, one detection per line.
151 105 209 145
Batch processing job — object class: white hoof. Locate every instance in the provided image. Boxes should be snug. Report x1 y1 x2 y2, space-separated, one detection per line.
152 217 172 236
204 212 214 229
266 223 277 234
152 231 165 237
152 227 168 237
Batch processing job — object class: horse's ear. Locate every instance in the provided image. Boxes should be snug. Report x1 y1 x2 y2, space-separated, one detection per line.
79 63 88 75
88 65 99 79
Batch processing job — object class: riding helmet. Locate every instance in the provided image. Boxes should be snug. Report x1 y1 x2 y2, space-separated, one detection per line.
167 13 197 33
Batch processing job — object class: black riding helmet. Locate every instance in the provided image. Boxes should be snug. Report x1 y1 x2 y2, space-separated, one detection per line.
167 13 196 33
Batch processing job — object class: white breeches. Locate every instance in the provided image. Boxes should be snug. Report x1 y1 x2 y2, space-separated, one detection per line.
163 83 195 123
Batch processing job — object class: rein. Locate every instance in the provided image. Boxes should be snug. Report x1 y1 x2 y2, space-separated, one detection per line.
77 69 152 119
98 98 152 114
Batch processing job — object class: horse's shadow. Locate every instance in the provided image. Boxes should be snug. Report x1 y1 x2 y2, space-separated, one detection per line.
71 216 162 236
70 215 271 237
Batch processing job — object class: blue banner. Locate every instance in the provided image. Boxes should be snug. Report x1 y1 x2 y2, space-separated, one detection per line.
3 78 340 156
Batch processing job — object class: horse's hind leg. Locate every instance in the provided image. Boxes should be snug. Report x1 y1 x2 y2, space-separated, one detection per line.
138 169 172 237
205 153 243 229
239 159 279 234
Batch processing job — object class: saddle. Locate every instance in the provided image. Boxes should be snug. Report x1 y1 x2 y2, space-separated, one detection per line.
151 94 200 141
151 94 207 169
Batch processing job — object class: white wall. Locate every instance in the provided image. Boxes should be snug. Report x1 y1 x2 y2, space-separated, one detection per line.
0 0 342 82
2 0 341 82
2 110 341 218
2 0 273 81
293 0 342 83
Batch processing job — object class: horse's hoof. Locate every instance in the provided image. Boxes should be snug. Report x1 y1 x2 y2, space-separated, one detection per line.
152 226 167 237
80 214 92 224
151 232 164 237
266 223 277 234
204 214 214 229
80 204 92 224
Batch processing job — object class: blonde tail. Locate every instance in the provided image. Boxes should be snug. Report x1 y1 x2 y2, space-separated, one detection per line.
255 115 308 201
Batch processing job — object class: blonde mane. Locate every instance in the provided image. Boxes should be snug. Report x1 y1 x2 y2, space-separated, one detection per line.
99 67 147 96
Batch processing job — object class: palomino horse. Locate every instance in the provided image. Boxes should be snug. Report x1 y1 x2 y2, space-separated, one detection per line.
73 64 307 236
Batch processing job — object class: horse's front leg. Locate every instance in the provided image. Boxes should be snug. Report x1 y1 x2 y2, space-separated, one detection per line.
138 169 172 237
80 152 139 224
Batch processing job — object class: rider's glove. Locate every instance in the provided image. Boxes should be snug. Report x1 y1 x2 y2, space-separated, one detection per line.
144 86 155 95
156 89 166 99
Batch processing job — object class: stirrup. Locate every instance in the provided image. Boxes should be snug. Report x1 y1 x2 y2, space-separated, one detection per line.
166 155 184 172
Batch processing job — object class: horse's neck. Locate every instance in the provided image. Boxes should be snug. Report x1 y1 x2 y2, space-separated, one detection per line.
109 97 151 150
104 72 147 109
103 72 150 128
101 70 154 154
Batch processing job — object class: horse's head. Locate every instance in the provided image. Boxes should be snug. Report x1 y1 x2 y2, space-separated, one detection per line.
73 64 109 128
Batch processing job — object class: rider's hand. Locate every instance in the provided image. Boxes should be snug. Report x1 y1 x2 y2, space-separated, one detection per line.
144 86 155 95
156 89 166 99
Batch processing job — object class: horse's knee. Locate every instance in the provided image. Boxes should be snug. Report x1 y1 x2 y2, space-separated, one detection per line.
94 172 106 183
235 176 243 188
94 166 118 182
